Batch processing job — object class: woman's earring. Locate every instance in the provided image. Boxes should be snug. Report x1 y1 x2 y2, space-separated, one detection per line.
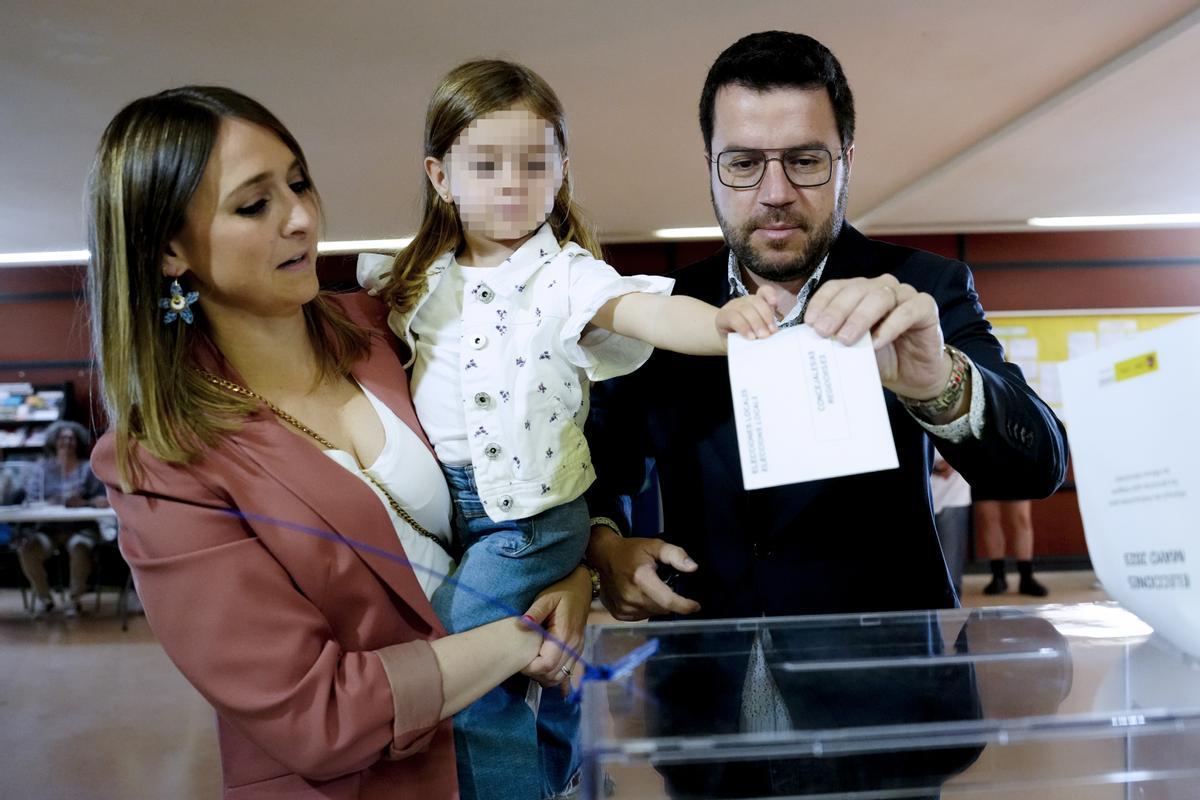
160 279 199 325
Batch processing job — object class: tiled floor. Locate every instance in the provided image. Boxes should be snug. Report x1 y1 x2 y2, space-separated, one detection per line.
0 570 1110 799
960 567 1108 607
0 589 221 800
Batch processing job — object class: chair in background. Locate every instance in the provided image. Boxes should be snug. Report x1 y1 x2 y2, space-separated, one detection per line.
10 525 133 628
93 535 135 631
2 460 42 610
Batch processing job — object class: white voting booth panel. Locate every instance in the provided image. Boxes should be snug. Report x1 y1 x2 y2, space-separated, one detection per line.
1060 314 1200 659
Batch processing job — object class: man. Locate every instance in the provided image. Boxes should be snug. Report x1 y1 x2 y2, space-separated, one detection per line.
586 30 1066 622
581 30 1067 797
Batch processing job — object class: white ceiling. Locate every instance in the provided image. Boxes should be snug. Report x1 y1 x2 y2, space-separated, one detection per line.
3 0 1199 256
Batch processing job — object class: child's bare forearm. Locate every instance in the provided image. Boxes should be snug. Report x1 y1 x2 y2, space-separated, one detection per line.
591 293 725 355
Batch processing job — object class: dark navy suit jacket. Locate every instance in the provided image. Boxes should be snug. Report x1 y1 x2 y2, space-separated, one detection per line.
588 223 1068 619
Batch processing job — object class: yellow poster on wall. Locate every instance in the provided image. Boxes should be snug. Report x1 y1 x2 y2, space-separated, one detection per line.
987 308 1199 411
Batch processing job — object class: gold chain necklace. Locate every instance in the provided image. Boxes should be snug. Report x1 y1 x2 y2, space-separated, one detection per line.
197 369 446 548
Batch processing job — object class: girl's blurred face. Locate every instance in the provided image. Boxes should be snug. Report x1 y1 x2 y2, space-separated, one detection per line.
442 106 565 243
166 118 319 322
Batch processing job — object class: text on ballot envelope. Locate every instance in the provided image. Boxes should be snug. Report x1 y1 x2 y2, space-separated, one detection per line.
727 325 898 490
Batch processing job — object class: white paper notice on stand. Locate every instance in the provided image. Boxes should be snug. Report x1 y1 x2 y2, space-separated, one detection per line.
727 325 898 490
1059 314 1200 658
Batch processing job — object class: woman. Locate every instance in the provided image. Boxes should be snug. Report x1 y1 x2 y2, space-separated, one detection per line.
15 420 110 616
87 86 591 799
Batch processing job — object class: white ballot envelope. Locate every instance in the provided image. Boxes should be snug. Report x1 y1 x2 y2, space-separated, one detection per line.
727 325 898 490
1059 314 1200 658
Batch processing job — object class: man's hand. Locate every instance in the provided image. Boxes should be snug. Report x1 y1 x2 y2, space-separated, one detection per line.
520 566 591 688
587 525 700 620
716 285 796 344
804 274 951 400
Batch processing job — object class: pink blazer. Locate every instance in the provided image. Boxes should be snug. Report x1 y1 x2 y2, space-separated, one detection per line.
93 293 459 799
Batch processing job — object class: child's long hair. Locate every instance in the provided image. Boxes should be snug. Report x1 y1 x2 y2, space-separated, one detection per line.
383 59 601 318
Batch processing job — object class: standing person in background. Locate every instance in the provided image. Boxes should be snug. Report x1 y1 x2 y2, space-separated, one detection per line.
87 85 591 799
14 420 109 616
930 448 971 597
977 499 1048 596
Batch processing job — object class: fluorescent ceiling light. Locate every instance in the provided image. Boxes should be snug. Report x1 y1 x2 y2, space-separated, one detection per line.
317 238 413 253
0 240 415 267
0 250 90 266
1028 213 1200 228
653 227 723 239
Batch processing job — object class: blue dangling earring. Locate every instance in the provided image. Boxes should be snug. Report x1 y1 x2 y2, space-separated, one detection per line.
159 279 199 325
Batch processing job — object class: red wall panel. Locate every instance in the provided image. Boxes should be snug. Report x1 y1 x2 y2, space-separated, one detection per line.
7 226 1198 564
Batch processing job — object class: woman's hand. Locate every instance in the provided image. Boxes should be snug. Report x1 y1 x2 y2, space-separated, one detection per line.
520 566 592 688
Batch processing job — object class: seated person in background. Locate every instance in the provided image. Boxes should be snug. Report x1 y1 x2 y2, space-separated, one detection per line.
0 466 19 545
0 466 18 503
15 420 110 616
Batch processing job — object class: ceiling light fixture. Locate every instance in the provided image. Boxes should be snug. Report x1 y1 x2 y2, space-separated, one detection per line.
317 238 413 253
0 239 416 267
1028 213 1200 228
0 250 90 266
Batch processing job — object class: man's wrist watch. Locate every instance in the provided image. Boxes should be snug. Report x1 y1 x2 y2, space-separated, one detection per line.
898 344 970 418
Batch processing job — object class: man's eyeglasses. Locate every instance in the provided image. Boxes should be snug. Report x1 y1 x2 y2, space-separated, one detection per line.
710 147 845 189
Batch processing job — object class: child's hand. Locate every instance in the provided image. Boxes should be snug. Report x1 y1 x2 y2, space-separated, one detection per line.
716 285 796 341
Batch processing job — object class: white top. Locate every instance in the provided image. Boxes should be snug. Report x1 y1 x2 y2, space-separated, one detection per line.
409 263 495 465
930 448 972 511
359 224 675 522
321 384 455 598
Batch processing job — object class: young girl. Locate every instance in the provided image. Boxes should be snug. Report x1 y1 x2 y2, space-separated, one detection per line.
359 59 788 800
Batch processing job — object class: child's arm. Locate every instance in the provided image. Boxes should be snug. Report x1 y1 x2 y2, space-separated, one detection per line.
589 286 795 355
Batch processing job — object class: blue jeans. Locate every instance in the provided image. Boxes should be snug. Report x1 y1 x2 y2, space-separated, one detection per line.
432 464 588 800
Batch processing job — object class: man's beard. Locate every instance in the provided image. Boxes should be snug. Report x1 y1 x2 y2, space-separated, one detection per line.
715 179 847 286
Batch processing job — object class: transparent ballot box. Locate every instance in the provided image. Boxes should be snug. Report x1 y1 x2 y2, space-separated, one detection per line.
580 603 1200 799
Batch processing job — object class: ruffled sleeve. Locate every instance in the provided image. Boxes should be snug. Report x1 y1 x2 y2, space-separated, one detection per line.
560 254 675 382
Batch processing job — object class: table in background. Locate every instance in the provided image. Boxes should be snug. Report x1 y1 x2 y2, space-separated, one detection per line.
1 504 132 626
0 504 117 527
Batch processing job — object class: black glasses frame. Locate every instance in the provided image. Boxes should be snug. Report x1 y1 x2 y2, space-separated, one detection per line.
709 147 846 189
